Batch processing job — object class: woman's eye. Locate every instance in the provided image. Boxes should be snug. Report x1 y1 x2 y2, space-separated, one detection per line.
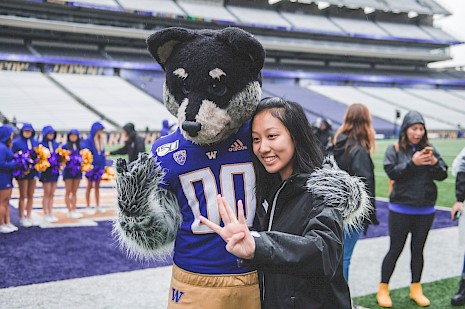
181 83 190 95
252 137 260 143
208 83 227 96
268 134 276 139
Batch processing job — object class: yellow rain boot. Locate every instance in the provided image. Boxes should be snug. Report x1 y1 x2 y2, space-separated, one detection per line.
376 283 393 308
409 282 430 307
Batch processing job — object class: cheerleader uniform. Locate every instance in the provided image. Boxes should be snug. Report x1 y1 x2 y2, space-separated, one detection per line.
84 122 105 182
12 123 39 180
0 126 16 190
62 129 83 180
39 125 61 183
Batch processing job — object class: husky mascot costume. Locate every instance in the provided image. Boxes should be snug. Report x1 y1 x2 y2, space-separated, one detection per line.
113 27 371 308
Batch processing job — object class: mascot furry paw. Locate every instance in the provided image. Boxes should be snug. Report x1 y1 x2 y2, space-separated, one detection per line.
114 27 265 308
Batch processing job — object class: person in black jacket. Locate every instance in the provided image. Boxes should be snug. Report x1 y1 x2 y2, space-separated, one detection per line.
201 98 371 309
333 103 379 306
451 147 465 306
109 123 146 163
314 117 334 155
377 111 448 308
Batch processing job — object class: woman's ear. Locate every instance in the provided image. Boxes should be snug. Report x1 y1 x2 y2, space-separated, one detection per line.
146 27 197 70
216 27 265 78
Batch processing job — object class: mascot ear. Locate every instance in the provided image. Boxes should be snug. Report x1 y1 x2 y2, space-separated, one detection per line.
146 27 197 70
216 27 265 77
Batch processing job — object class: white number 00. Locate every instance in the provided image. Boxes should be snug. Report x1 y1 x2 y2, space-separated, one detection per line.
179 163 256 234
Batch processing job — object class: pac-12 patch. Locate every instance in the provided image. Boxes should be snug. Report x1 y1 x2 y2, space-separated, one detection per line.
173 150 187 166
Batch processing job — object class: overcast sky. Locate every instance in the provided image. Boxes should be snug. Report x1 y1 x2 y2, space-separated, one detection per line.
430 0 465 68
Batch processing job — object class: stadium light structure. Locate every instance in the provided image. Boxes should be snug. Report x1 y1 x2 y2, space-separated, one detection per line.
364 7 375 14
318 2 330 10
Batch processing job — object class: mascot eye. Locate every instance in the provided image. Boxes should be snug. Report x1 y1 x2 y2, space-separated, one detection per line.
208 83 227 96
181 83 190 95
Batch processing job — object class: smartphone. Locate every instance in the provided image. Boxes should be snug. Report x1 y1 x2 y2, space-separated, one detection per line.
423 146 433 154
454 211 462 221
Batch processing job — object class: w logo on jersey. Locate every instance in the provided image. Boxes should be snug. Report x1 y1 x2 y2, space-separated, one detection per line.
206 151 217 160
229 139 247 152
173 150 187 166
171 288 185 303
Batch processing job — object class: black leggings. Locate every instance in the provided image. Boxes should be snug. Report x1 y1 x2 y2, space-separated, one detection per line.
381 211 435 283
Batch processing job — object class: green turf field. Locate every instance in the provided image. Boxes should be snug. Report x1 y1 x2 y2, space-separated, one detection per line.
354 276 461 308
107 139 465 207
374 139 465 208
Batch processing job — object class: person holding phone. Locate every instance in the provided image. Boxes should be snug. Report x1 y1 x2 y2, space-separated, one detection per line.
377 111 448 308
451 146 465 306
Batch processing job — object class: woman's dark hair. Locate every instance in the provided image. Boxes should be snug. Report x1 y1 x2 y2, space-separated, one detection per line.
250 97 324 204
6 136 13 148
42 132 56 143
399 124 430 151
67 133 81 151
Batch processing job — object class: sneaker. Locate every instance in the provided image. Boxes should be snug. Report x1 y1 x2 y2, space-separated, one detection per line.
86 208 96 215
50 215 59 223
20 218 33 228
72 211 83 219
0 224 13 233
6 223 18 232
44 214 54 223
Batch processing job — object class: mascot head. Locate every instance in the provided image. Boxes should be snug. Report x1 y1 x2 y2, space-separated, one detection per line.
147 27 265 145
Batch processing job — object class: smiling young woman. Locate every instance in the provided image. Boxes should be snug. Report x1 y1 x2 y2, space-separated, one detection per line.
200 97 372 309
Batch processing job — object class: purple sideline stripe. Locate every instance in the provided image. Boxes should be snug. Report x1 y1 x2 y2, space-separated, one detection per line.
0 206 172 289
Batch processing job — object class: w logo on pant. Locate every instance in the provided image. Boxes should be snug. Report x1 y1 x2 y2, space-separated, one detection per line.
171 288 185 303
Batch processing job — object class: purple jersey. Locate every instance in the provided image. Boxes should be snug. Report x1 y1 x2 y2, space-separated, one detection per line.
151 122 256 274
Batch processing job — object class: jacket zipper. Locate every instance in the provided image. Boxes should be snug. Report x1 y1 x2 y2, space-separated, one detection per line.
262 180 287 302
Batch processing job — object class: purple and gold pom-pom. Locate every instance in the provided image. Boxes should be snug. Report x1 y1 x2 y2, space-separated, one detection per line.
34 145 51 172
12 150 36 178
101 166 115 181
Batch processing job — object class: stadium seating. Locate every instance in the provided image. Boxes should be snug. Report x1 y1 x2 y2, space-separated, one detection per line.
280 12 345 35
177 1 237 22
358 87 460 129
50 73 175 131
0 71 115 131
306 85 459 130
116 0 185 16
385 0 432 14
403 88 465 116
376 21 435 41
0 37 31 56
226 6 291 28
329 17 390 38
32 41 106 61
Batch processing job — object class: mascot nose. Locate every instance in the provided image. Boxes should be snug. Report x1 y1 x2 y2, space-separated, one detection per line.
182 121 202 137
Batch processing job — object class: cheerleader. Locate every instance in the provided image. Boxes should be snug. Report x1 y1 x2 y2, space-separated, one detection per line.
39 125 60 223
12 123 39 228
0 125 18 233
84 122 106 214
62 129 83 219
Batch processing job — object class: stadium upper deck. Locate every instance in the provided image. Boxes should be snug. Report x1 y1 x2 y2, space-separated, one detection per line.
0 0 464 134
